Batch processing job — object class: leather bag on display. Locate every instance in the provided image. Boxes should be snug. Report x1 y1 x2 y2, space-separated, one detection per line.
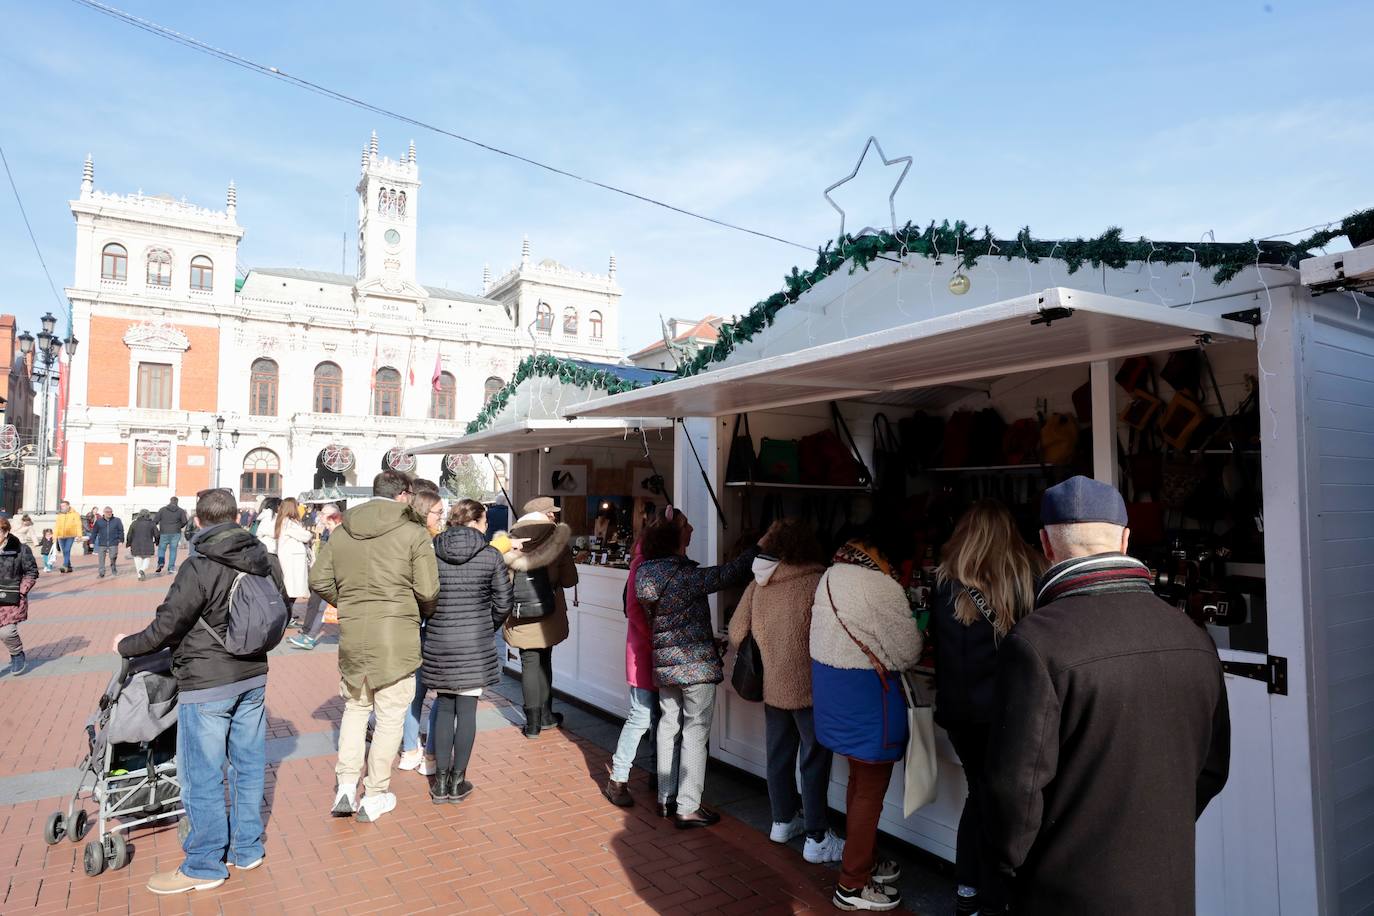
725 414 758 483
942 410 976 468
1039 413 1080 466
899 411 945 472
1002 418 1041 465
756 437 801 484
969 408 1007 466
872 413 905 497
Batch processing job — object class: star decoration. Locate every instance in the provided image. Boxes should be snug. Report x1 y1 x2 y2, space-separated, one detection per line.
823 136 913 239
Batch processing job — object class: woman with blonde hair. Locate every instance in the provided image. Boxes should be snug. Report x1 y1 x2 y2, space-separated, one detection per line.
933 499 1044 916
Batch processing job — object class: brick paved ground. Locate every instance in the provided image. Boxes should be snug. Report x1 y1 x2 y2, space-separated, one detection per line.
0 554 951 914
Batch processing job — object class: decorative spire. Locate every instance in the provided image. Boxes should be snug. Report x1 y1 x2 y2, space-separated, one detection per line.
226 180 237 218
360 144 369 170
369 130 378 158
408 139 416 163
482 264 492 292
608 252 617 279
80 153 94 198
521 235 530 265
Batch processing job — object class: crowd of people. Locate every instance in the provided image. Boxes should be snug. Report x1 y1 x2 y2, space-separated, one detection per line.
88 470 1229 913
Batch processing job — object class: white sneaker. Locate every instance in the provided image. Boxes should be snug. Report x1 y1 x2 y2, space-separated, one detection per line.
833 881 900 911
355 791 396 823
417 755 437 776
804 830 846 864
331 784 356 818
397 748 423 771
769 812 805 843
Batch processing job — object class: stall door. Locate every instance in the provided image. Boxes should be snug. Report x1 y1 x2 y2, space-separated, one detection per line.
1195 664 1280 915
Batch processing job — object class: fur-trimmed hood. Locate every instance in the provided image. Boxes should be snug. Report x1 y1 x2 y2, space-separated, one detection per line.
503 522 572 572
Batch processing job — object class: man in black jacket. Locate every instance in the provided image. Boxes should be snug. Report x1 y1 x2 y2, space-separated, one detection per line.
986 476 1230 916
154 497 189 575
114 488 288 896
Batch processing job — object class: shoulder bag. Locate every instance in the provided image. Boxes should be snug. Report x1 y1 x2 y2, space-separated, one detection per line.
730 633 765 702
725 414 758 483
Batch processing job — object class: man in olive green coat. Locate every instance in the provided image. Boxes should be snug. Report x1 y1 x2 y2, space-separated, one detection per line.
309 470 439 823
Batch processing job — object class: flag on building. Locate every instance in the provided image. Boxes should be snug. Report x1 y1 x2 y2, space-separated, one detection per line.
406 338 416 387
369 336 379 391
432 349 443 392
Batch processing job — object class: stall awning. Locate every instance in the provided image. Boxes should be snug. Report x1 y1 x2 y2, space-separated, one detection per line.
565 288 1255 419
409 417 674 455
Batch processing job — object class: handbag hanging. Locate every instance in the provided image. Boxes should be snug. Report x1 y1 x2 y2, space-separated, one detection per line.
757 437 801 484
872 413 905 497
730 633 765 702
725 414 758 483
899 670 939 815
899 411 945 473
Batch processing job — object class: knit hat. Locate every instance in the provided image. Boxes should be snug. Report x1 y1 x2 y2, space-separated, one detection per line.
832 539 893 578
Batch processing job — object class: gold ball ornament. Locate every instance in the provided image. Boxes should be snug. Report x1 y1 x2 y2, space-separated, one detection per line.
948 272 971 296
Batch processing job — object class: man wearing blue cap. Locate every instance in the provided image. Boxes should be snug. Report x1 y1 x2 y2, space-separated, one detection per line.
985 475 1230 916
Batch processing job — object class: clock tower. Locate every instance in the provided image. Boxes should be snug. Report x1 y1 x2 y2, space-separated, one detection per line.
355 131 422 298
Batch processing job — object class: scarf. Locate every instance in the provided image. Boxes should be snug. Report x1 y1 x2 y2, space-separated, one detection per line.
1036 552 1154 607
832 539 894 579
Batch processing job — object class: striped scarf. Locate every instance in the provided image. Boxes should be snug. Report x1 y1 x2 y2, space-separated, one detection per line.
1035 553 1154 607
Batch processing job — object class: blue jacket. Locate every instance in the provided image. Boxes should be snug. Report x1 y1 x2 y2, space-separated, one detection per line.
90 516 125 548
812 661 909 763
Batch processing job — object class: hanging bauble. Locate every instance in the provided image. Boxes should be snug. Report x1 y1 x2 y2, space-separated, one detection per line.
948 272 971 296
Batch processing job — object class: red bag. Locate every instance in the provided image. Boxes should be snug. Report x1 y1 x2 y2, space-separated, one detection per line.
1002 419 1041 465
798 403 871 486
942 410 976 468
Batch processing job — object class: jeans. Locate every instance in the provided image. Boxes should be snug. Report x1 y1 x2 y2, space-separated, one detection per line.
176 685 267 880
58 537 74 569
432 693 479 774
157 533 182 571
519 647 553 710
657 683 716 815
96 544 119 575
611 687 660 782
947 723 1006 910
839 757 896 890
336 674 415 795
764 704 833 837
401 668 436 756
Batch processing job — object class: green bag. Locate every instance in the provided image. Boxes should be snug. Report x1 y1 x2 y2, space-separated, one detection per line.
756 437 801 484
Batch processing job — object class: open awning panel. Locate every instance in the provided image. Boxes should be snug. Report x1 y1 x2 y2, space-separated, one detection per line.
565 288 1254 419
409 417 674 456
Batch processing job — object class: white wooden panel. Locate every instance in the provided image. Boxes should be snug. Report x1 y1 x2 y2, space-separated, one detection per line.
549 566 631 717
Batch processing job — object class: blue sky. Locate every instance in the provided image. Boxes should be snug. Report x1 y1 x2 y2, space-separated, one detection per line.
2 0 1370 351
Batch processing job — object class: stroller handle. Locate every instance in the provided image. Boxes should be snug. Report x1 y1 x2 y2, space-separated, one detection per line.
102 649 173 708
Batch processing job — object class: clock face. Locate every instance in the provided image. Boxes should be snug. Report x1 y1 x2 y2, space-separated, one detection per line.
384 228 401 247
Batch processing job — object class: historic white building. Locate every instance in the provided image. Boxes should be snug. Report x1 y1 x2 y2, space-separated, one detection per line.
61 133 624 516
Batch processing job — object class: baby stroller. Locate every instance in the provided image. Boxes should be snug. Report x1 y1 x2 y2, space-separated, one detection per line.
42 650 186 876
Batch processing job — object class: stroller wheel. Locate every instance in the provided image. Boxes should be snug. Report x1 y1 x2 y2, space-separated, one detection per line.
107 834 130 871
83 838 106 877
66 809 89 843
42 812 65 846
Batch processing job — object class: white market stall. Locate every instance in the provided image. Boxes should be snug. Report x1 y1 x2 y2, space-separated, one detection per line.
564 227 1374 916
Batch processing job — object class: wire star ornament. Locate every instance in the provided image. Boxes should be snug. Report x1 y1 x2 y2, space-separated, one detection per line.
823 136 913 239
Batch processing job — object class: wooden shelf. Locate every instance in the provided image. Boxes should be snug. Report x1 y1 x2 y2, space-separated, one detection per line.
929 464 1075 473
725 481 874 492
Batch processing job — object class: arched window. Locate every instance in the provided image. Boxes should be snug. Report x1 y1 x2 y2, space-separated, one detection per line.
563 306 578 336
484 376 504 403
373 367 402 416
313 362 342 414
536 302 553 333
589 310 603 340
240 448 281 500
249 358 278 416
491 456 508 489
430 371 456 420
146 248 172 288
101 243 127 281
189 255 213 291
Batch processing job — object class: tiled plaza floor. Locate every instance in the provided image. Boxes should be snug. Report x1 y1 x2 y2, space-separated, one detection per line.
0 553 951 914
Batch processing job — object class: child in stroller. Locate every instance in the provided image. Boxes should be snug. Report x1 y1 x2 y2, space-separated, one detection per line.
43 649 185 876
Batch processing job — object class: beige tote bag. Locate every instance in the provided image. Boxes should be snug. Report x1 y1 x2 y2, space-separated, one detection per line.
900 671 938 816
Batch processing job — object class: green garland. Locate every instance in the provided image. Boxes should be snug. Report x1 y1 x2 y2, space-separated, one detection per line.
465 354 645 434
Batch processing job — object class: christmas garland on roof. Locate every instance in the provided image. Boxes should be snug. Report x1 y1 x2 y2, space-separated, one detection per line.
465 353 645 434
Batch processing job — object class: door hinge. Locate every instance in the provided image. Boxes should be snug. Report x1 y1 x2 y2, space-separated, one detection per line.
1222 655 1288 695
1221 307 1262 327
1031 306 1074 327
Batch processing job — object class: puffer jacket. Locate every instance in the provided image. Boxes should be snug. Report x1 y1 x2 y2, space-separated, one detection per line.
0 533 39 628
501 523 576 650
54 510 82 540
309 499 439 691
727 559 825 709
117 524 287 693
810 563 923 762
422 526 513 693
635 547 757 688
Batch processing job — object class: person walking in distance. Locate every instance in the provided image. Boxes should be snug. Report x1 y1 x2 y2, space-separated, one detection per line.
91 507 126 578
422 499 512 802
13 514 40 552
933 500 1044 916
986 476 1230 915
126 510 158 581
0 517 40 676
287 505 343 650
309 470 438 823
53 500 82 573
273 498 314 625
155 497 189 575
113 488 289 894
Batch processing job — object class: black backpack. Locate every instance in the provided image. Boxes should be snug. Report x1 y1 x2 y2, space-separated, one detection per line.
511 567 557 621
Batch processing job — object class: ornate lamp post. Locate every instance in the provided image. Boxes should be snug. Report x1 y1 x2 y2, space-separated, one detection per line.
17 312 79 512
200 415 240 490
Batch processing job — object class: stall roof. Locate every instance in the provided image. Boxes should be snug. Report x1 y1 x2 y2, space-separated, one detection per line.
409 417 674 456
565 288 1255 419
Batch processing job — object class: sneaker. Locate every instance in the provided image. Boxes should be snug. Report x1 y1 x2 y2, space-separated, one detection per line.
331 784 356 818
955 891 980 916
803 830 846 864
288 634 318 650
230 856 265 871
355 791 397 823
833 882 900 911
872 857 901 886
137 570 145 581
397 748 423 771
769 812 805 844
417 754 437 776
147 869 226 895
9 653 26 676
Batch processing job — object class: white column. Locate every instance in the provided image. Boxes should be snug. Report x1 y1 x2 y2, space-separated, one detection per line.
1090 359 1118 486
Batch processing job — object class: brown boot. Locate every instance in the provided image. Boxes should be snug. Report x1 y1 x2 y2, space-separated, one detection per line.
602 777 634 808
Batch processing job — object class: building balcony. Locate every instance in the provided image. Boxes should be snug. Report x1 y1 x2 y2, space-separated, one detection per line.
287 412 467 438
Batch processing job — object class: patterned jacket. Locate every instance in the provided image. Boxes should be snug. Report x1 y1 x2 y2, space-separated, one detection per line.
635 548 757 688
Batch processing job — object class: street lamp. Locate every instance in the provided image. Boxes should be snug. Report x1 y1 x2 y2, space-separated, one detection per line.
19 313 78 512
201 415 239 489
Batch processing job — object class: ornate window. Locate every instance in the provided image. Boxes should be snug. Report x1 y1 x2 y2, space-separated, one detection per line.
313 362 342 414
484 376 504 403
430 371 456 420
249 358 279 416
133 440 170 488
491 456 508 490
563 307 578 336
398 191 407 217
589 310 603 340
189 255 213 291
536 302 553 333
146 248 172 288
101 243 127 281
135 362 173 410
240 448 281 499
374 367 402 416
